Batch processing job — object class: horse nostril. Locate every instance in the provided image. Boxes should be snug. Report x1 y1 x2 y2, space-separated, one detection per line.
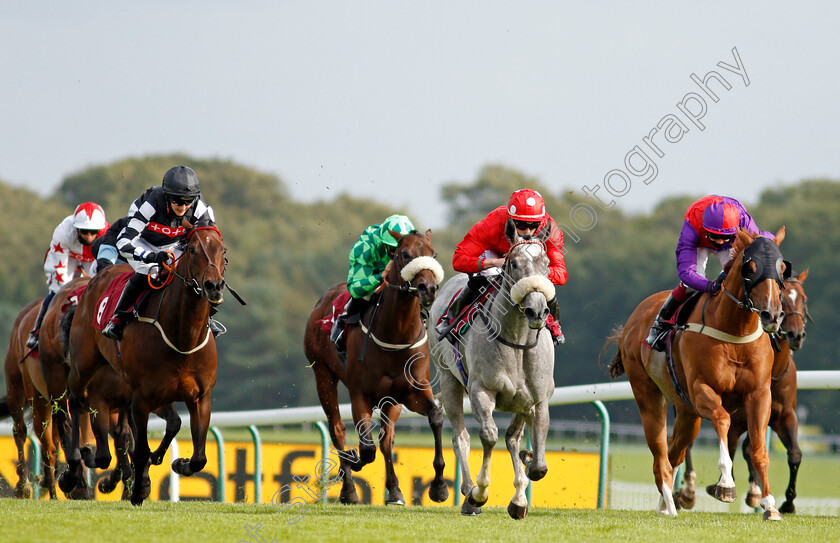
524 308 537 320
204 280 223 292
418 283 428 293
541 308 549 320
760 311 772 322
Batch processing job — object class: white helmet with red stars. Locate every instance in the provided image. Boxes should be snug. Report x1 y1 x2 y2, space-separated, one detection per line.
73 202 106 231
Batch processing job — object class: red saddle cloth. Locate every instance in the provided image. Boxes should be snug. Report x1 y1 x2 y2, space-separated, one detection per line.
91 272 135 331
318 290 352 335
60 284 89 313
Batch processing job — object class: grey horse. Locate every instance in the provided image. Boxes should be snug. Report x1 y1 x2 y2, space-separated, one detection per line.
428 221 556 519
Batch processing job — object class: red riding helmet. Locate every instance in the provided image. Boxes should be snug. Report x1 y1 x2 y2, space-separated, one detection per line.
73 202 107 231
702 200 739 236
508 189 546 222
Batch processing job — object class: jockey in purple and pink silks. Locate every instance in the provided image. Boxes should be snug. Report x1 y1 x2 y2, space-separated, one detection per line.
645 195 774 351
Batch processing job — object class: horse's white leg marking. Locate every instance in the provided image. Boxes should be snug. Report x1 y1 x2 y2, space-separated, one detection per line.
717 439 736 488
657 482 678 516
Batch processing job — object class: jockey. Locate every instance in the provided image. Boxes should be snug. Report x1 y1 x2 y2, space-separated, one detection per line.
329 214 417 349
436 188 568 346
102 165 223 340
26 202 109 349
645 195 775 351
91 216 130 273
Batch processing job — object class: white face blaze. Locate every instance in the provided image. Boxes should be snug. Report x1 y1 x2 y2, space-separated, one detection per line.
788 289 798 305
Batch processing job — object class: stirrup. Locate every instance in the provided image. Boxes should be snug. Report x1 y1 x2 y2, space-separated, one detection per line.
102 318 124 341
552 328 566 346
645 323 670 352
25 331 40 349
209 318 226 338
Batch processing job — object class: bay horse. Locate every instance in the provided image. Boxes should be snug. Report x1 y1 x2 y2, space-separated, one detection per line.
675 269 811 514
428 222 556 519
303 229 448 506
59 223 225 505
2 278 97 499
609 228 789 521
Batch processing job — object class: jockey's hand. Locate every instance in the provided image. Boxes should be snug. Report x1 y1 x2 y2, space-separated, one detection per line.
707 271 726 293
483 257 505 270
143 251 171 265
382 259 394 280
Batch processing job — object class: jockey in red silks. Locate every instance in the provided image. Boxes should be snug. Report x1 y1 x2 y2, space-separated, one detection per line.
26 202 109 349
436 188 568 345
645 195 775 351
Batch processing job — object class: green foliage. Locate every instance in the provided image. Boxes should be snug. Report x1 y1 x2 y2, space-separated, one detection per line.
1 159 839 434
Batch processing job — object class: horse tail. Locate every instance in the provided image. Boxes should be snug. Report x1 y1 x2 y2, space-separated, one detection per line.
60 304 77 359
604 325 626 379
0 396 10 419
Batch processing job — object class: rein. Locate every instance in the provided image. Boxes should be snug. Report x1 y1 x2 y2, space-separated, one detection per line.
679 290 764 344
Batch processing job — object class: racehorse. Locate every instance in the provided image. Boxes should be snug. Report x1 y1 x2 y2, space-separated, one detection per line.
1 278 97 499
303 229 448 506
674 269 811 514
608 228 789 521
428 222 556 519
59 223 226 505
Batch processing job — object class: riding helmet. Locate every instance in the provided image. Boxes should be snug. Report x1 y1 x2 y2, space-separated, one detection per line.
162 166 201 198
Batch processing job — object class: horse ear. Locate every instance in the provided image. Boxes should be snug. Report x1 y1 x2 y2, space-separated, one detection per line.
388 229 403 244
798 268 808 282
773 225 786 246
425 228 433 240
734 228 751 251
505 218 518 244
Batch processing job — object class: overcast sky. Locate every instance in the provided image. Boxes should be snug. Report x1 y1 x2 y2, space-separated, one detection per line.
2 2 838 229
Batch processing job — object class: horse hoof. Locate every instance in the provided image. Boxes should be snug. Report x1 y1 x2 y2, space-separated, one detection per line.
80 445 97 469
99 474 118 494
141 477 152 500
95 454 112 470
171 458 193 476
746 490 762 509
467 490 488 508
519 450 533 466
68 484 91 500
779 501 796 514
706 484 736 503
428 479 449 503
149 452 164 466
131 495 144 507
677 490 696 510
461 501 482 516
339 485 359 505
527 464 548 482
58 473 78 494
764 507 783 521
385 487 405 506
507 502 528 520
15 483 32 499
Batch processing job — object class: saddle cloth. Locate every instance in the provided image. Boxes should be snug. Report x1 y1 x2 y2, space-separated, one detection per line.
435 285 497 338
91 271 135 331
61 284 89 313
318 290 352 336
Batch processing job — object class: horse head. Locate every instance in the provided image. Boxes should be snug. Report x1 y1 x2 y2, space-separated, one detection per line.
781 269 811 351
503 219 555 330
724 227 789 333
388 229 444 308
179 222 226 306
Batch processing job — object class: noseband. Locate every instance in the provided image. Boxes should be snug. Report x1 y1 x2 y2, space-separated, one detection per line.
159 227 225 301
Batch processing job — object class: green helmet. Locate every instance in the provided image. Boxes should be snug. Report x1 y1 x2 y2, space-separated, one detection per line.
379 214 416 247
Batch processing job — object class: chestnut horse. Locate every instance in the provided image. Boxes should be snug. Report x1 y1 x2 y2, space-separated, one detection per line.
609 228 789 521
303 230 448 506
59 224 225 505
1 278 98 499
675 269 811 514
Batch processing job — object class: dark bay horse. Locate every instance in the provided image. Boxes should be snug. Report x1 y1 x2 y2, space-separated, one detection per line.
675 269 811 514
303 230 448 506
609 228 789 521
60 224 226 505
2 278 97 499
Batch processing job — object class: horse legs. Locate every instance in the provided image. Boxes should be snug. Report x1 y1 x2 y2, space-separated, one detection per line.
667 409 700 511
88 395 113 470
57 393 89 497
172 392 211 478
32 394 58 499
400 390 448 504
378 402 404 506
311 360 358 504
772 409 801 514
98 409 132 499
7 384 32 499
149 402 182 465
692 384 738 504
674 443 697 510
438 370 479 515
505 413 529 520
740 434 762 509
524 400 549 482
467 386 498 509
129 397 153 506
743 388 782 520
349 393 377 470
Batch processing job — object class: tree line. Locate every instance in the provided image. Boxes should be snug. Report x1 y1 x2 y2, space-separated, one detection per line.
1 156 838 432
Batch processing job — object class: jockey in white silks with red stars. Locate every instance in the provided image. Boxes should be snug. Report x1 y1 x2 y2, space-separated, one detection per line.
26 202 109 349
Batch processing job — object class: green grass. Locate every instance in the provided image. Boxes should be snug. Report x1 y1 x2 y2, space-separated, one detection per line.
0 500 837 543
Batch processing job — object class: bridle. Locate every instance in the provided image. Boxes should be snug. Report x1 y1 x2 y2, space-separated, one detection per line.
721 237 790 314
152 226 225 302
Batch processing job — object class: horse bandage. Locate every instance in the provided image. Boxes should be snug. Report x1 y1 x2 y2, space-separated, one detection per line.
509 275 555 306
401 256 445 284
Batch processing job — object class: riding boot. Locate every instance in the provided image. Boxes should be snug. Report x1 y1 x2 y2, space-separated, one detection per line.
208 306 226 338
26 291 56 349
645 293 681 352
546 297 565 346
102 274 146 340
435 284 478 340
330 296 367 352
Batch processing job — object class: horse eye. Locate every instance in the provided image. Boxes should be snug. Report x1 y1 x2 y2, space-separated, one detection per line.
189 246 196 254
401 251 410 260
511 261 518 269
